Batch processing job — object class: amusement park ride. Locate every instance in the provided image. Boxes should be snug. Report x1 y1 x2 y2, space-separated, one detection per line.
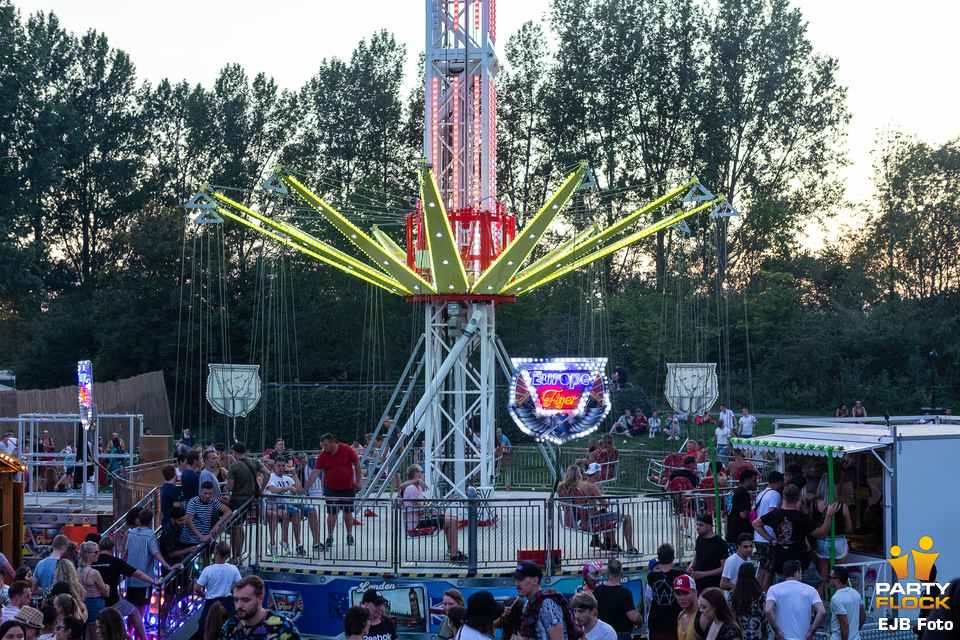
186 0 736 500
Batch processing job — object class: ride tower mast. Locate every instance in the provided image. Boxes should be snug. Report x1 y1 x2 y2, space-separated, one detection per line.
413 0 508 499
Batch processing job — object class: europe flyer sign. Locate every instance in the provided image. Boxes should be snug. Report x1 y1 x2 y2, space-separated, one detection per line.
508 357 611 444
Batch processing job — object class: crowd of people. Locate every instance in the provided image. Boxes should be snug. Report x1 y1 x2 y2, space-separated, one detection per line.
0 409 902 640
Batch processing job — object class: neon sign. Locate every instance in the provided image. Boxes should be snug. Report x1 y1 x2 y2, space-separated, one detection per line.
78 360 94 430
508 357 611 444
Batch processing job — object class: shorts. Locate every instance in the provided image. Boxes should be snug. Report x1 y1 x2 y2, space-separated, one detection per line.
285 504 314 518
582 512 621 533
126 586 151 607
815 535 848 560
754 541 775 571
85 597 106 624
110 598 136 617
415 513 446 529
324 487 356 514
229 497 252 511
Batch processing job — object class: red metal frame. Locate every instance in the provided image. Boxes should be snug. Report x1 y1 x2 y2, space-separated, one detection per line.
406 202 515 285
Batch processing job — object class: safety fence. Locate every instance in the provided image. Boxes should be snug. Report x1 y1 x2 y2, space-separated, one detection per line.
496 445 770 495
236 490 699 574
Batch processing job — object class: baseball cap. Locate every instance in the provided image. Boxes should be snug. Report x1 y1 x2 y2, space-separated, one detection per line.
582 562 602 579
673 574 697 592
361 589 388 605
584 462 601 476
695 513 713 527
512 561 543 580
766 471 784 483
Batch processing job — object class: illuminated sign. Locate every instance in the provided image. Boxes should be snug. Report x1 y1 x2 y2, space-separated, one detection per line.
78 360 94 430
508 357 611 444
267 590 304 622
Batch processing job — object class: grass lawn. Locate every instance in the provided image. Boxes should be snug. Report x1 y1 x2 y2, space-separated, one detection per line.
553 417 778 454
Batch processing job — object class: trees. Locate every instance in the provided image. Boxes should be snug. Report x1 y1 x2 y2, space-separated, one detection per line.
867 132 960 300
696 0 849 281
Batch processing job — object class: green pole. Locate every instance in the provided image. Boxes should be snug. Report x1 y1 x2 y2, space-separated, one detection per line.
710 440 721 538
827 451 836 573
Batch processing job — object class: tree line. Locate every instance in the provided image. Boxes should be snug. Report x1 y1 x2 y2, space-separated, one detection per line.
0 0 956 437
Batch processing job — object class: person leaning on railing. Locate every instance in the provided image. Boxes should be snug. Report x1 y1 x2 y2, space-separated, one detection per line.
123 509 182 620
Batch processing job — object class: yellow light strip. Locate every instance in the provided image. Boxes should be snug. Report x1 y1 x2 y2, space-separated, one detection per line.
514 197 723 295
419 163 470 292
278 169 437 294
512 224 597 282
500 178 698 294
206 189 407 290
214 207 408 295
371 226 406 263
472 162 588 294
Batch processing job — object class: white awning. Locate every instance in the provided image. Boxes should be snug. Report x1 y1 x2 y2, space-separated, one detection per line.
730 433 891 458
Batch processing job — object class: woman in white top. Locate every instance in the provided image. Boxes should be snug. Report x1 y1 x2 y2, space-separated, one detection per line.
647 411 661 437
265 459 297 555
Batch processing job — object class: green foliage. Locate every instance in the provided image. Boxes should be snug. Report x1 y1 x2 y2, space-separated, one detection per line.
0 1 956 431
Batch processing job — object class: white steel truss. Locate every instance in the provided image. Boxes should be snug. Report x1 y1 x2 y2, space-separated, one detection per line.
425 0 499 211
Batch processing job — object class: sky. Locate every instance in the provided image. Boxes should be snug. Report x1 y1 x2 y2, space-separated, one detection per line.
10 0 960 241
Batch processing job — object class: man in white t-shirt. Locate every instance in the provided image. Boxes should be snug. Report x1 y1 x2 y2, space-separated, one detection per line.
713 423 732 459
718 405 735 432
738 407 758 438
571 591 617 640
195 541 241 634
828 566 865 640
765 560 825 640
754 471 784 593
719 534 754 598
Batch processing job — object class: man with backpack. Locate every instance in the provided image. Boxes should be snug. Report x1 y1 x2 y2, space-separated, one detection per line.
226 442 270 561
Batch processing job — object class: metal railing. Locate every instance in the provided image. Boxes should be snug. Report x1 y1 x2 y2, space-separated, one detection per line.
494 446 676 493
227 490 698 574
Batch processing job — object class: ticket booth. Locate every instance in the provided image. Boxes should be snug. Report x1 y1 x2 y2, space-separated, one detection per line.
0 448 26 572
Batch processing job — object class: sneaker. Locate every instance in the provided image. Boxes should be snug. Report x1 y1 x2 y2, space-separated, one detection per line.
346 534 355 546
325 535 334 548
280 542 290 555
268 544 277 556
313 541 323 551
296 544 306 556
626 548 639 556
450 551 467 562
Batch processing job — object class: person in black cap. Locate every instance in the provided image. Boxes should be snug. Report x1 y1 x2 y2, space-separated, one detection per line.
753 471 784 592
459 591 504 640
361 589 396 640
686 513 727 592
512 561 580 640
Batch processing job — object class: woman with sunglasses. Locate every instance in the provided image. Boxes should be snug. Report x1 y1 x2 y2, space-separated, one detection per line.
54 618 83 640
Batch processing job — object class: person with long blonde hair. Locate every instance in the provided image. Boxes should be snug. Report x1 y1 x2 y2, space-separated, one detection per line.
561 465 583 492
77 542 109 635
53 562 88 623
54 593 86 625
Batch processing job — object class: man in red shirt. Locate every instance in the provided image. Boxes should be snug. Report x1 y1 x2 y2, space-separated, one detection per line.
304 433 363 549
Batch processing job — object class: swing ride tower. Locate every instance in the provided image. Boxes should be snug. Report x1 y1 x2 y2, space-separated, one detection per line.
187 0 737 500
